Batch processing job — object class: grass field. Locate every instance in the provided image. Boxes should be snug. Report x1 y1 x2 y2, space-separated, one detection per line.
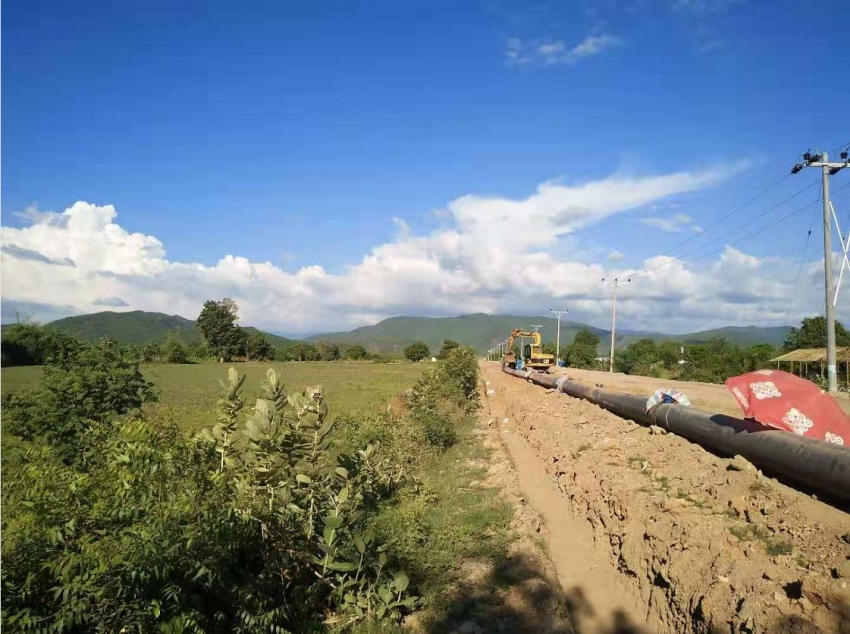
1 361 427 432
1 356 518 632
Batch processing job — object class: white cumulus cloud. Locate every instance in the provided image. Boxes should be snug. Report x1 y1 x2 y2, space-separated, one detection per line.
2 164 841 335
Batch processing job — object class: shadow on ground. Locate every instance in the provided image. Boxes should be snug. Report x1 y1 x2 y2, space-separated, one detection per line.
418 548 850 634
421 550 650 634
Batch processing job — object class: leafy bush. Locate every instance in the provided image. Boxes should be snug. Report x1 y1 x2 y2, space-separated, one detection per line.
0 323 82 367
405 346 479 450
436 340 460 360
3 344 157 461
163 340 190 364
141 342 162 362
403 343 430 363
2 368 419 633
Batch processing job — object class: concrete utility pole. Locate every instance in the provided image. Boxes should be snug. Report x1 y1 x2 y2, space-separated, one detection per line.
550 309 568 366
792 149 849 393
602 278 630 373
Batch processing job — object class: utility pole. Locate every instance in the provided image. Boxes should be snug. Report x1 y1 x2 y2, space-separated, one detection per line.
602 278 630 373
550 309 568 366
792 148 848 393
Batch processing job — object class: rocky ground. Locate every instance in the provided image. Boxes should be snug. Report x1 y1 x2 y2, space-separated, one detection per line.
479 362 850 634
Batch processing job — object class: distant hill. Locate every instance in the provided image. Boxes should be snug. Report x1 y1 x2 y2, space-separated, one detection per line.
310 314 615 354
7 310 790 355
309 314 791 354
23 310 300 348
634 325 791 348
46 311 200 345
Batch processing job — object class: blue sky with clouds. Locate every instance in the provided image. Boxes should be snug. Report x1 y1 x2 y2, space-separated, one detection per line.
2 0 849 334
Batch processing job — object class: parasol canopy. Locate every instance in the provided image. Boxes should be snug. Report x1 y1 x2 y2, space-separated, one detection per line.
725 370 850 445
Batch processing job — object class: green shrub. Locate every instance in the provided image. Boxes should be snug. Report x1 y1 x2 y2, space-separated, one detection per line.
0 323 82 367
2 368 419 633
163 340 190 364
403 343 430 363
404 346 479 451
3 344 157 461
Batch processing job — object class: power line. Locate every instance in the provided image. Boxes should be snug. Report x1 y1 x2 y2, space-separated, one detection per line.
784 191 822 325
632 178 820 278
664 172 792 258
688 180 850 266
681 179 819 259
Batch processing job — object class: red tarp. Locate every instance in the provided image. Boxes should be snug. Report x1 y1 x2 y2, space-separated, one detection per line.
725 370 850 445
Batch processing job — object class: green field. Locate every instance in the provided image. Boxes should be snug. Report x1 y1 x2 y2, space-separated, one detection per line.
2 361 426 432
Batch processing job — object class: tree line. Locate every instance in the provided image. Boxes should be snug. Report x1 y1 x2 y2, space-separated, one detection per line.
539 316 850 386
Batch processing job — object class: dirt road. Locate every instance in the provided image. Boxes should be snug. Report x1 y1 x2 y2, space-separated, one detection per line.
547 366 850 417
481 362 850 634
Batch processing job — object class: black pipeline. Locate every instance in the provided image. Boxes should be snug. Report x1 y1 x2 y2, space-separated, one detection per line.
502 366 850 502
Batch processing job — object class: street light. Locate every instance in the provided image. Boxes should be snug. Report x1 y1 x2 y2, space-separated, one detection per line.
550 309 568 366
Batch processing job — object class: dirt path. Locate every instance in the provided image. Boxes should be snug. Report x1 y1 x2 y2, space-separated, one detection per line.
498 418 658 633
481 363 850 634
547 366 850 416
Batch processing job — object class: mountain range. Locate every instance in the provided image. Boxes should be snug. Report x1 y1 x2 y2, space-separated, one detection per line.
28 311 300 349
9 310 793 354
306 314 791 353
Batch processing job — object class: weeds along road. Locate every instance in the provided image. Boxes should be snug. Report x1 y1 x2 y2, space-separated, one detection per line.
480 362 850 634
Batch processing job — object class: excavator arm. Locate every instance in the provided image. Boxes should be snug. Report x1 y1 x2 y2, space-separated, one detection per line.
501 328 554 372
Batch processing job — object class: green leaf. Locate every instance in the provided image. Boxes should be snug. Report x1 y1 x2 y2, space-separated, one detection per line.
393 571 409 592
323 514 343 530
295 474 312 485
337 486 349 504
326 560 358 572
354 536 366 554
323 526 335 547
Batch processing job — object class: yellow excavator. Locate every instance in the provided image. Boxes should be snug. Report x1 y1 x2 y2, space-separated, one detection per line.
502 328 555 372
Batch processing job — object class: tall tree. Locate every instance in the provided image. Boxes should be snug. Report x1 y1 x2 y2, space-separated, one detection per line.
196 298 244 361
287 342 319 362
344 345 369 360
316 341 341 361
404 342 430 362
617 338 660 376
245 331 274 361
565 328 600 369
783 316 850 350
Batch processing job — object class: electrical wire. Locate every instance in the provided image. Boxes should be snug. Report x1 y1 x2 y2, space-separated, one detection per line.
664 172 792 258
691 180 850 266
784 191 821 325
632 178 820 278
680 179 819 259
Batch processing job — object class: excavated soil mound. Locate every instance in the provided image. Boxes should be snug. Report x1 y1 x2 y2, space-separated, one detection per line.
482 363 850 634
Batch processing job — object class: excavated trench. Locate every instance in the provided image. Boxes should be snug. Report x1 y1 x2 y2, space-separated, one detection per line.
482 363 850 634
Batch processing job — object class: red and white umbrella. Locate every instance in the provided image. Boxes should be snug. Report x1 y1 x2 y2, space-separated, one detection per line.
725 370 850 445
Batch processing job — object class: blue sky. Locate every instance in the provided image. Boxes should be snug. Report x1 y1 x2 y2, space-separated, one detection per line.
2 0 849 334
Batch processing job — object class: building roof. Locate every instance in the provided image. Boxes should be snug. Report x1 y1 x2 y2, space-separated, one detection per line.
770 348 850 363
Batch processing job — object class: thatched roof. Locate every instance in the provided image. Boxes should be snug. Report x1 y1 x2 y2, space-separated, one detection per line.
770 347 850 363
